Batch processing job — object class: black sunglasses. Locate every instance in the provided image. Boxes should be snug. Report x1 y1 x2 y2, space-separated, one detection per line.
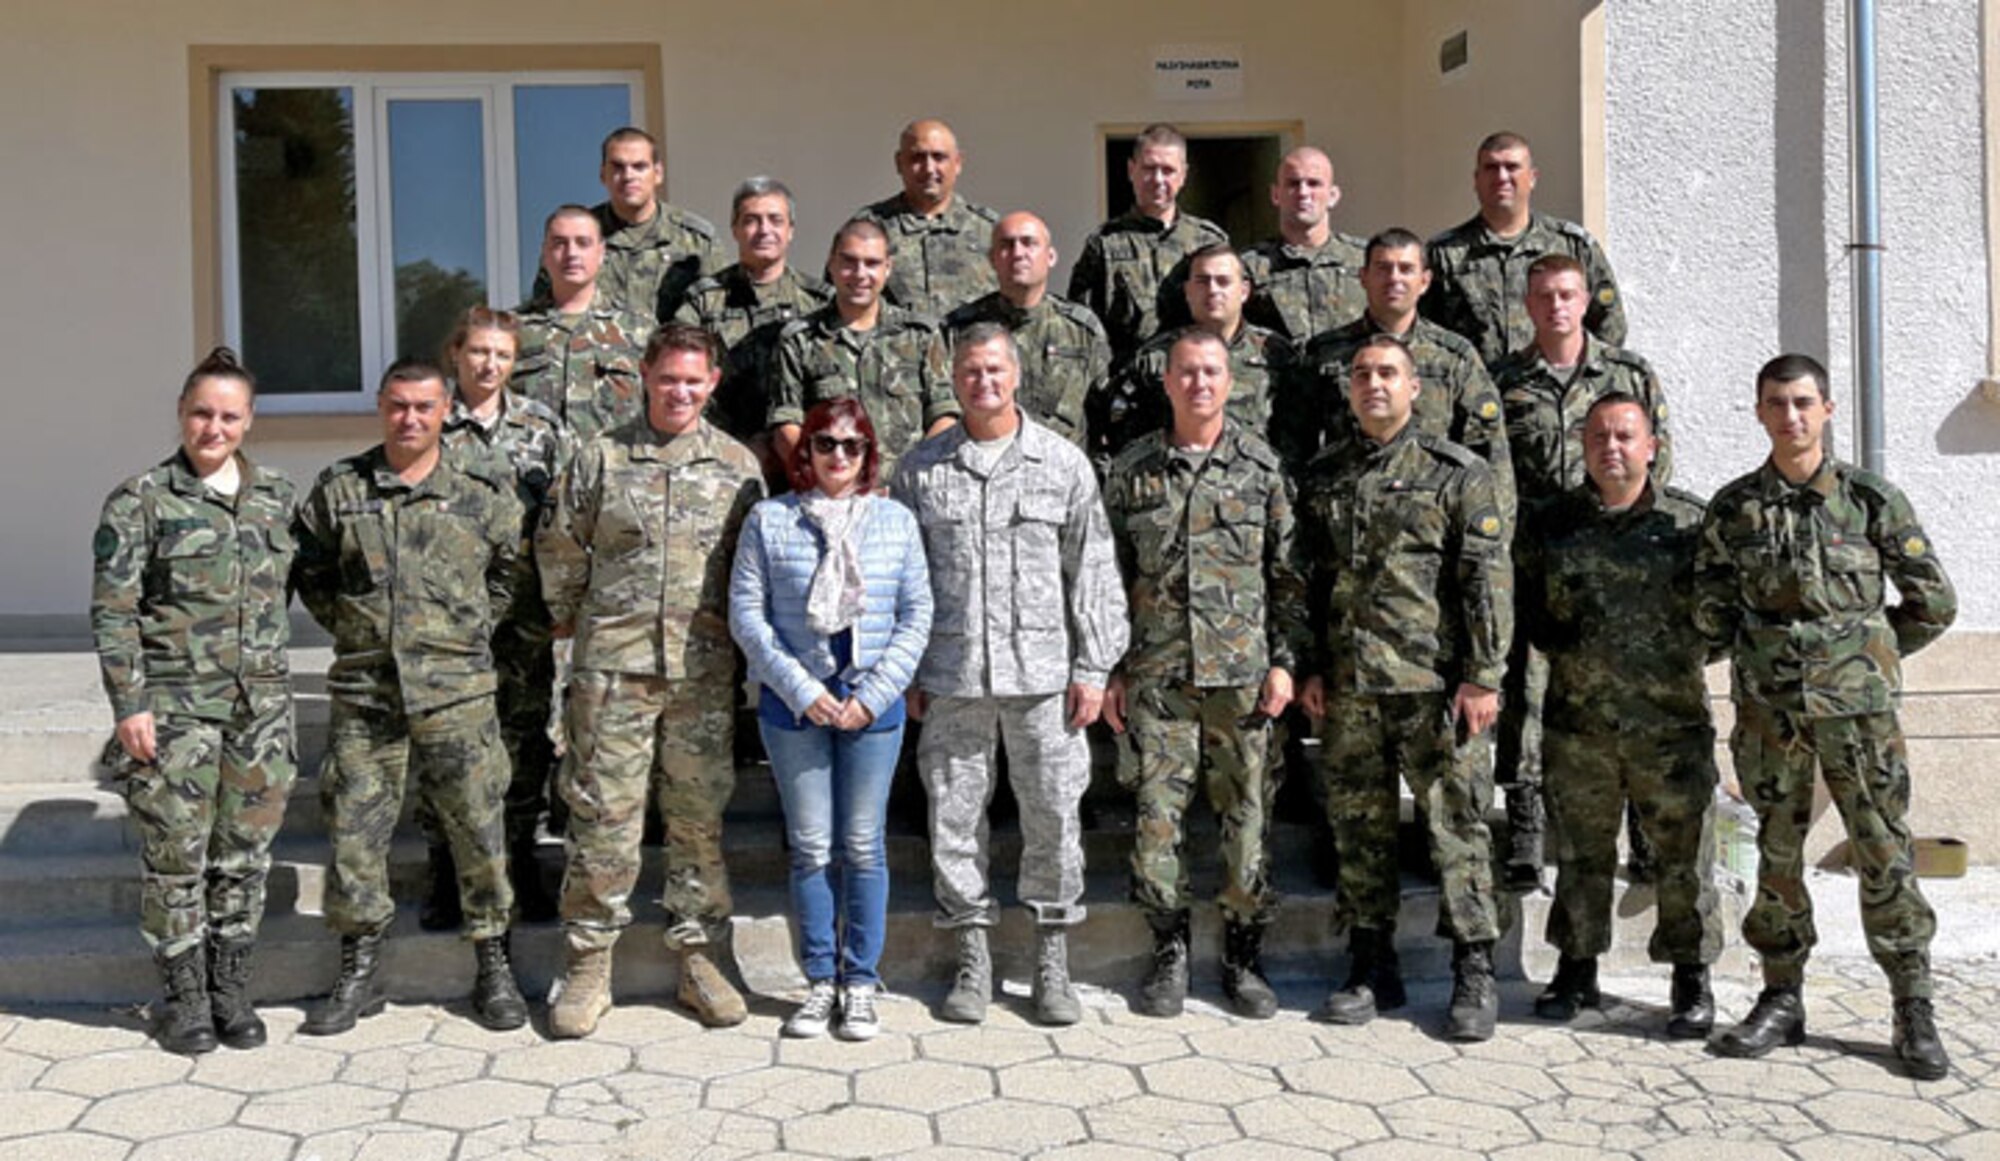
810 435 871 459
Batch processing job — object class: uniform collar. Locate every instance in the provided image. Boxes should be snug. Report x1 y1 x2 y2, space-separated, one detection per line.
1756 455 1840 502
166 449 264 499
625 416 722 464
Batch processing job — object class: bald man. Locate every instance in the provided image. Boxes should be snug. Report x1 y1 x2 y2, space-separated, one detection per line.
853 119 1000 318
1241 148 1366 343
943 212 1113 449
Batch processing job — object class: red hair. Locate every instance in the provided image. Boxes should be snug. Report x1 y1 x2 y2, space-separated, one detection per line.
788 397 882 494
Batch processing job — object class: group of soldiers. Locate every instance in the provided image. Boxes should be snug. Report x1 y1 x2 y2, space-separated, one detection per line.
94 117 1958 1081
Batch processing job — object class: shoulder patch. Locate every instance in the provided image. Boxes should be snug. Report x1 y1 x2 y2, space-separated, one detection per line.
92 525 120 562
1597 286 1617 306
1476 514 1502 537
1477 399 1500 421
1903 534 1928 558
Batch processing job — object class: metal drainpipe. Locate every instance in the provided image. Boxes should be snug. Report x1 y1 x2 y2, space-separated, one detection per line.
1850 0 1886 473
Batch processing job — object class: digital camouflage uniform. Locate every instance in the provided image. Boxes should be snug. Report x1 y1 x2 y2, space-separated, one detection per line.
1067 209 1230 367
292 449 523 941
511 297 652 445
853 193 1000 318
1240 232 1368 343
1422 211 1627 368
1517 482 1723 966
671 263 832 442
771 304 958 479
1694 458 1956 999
1104 423 1308 924
1298 424 1512 942
532 201 725 325
1102 324 1297 464
943 291 1111 449
91 452 298 958
538 417 764 951
893 415 1130 928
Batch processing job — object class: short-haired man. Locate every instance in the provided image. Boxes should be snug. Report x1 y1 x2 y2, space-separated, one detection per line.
532 127 724 324
771 220 958 478
514 205 653 444
538 325 766 1037
291 361 528 1036
1241 147 1367 342
1298 335 1511 1042
1069 124 1230 366
1696 355 1957 1080
852 119 1000 318
1424 131 1625 368
1489 253 1673 887
1104 245 1297 460
943 211 1112 449
894 323 1129 1027
1515 393 1723 1036
674 177 833 460
1103 331 1307 1020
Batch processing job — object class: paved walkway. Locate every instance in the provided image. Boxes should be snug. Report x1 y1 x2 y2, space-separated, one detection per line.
3 946 1998 1161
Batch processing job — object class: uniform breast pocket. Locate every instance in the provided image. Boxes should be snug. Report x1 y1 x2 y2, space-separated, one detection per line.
1213 494 1267 565
1125 502 1177 576
1014 487 1070 624
596 488 654 558
1821 540 1884 608
1378 492 1448 557
341 519 393 591
152 525 225 598
512 352 553 394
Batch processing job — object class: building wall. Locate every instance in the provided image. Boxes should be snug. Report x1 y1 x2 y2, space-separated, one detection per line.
1607 0 2000 628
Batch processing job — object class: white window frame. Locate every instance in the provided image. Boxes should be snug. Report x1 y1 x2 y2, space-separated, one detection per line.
215 69 643 413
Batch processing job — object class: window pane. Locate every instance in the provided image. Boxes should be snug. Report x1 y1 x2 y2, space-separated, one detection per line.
513 85 633 296
388 99 488 366
233 87 360 394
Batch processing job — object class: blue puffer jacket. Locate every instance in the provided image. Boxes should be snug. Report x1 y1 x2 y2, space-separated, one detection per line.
729 492 933 719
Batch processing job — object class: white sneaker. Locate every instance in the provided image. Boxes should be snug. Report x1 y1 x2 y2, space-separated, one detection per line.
784 980 837 1039
836 983 881 1041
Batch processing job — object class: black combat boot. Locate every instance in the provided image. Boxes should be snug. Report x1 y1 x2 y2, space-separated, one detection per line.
1315 927 1406 1025
1892 997 1950 1081
1445 940 1500 1042
1532 955 1601 1021
1220 921 1278 1019
419 843 462 932
471 934 530 1030
1502 786 1544 892
155 944 219 1056
508 830 558 924
1135 911 1190 1018
1714 985 1805 1058
1666 963 1715 1039
303 928 388 1036
207 935 267 1048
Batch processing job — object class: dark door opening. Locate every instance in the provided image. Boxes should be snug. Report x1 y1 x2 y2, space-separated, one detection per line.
1101 128 1290 243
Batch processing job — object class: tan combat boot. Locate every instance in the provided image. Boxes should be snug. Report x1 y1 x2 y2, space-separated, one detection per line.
548 943 613 1039
677 946 748 1027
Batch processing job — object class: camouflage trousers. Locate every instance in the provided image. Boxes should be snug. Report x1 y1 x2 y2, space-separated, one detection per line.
1732 703 1936 999
322 695 512 940
415 615 557 845
1496 638 1547 790
1323 691 1499 942
118 688 295 958
919 693 1089 929
1542 725 1723 964
561 670 735 951
1122 679 1275 924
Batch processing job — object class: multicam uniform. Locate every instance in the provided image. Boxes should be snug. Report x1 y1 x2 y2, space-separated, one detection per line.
943 292 1112 449
1240 232 1368 343
511 299 652 445
771 304 958 479
671 264 831 442
1067 209 1229 366
538 418 764 952
91 452 297 958
1422 211 1627 368
853 192 1000 318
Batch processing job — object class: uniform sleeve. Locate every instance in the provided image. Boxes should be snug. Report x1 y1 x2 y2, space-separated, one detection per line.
1511 503 1554 655
89 486 151 721
537 444 602 627
768 332 809 429
1066 235 1107 321
1582 235 1628 350
1690 502 1744 658
1061 456 1129 687
1871 484 1958 657
289 477 343 637
1453 462 1513 690
1263 470 1311 676
919 328 960 425
1274 344 1330 474
1083 319 1114 453
1640 361 1674 486
1419 241 1471 342
482 483 524 618
1455 354 1517 529
1295 476 1337 679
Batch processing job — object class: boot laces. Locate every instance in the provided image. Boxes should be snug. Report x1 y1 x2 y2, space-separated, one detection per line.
796 980 837 1023
841 983 878 1025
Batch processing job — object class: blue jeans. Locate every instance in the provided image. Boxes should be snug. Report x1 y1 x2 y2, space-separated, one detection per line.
759 720 903 986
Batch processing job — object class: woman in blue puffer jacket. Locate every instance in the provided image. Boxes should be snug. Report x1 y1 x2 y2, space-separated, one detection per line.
729 397 932 1042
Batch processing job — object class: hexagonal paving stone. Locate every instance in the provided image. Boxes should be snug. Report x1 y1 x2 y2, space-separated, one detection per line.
584 1003 715 1047
40 1049 191 1097
1680 1056 1836 1102
783 1105 933 1158
919 1026 1055 1068
1489 1145 1631 1161
1789 1135 1951 1160
777 1027 915 1071
1802 1089 1974 1144
1339 1141 1483 1161
238 1081 400 1135
1186 1142 1332 1161
634 1029 773 1079
0 1132 130 1161
490 1039 633 1087
1036 1146 1174 1161
1416 1055 1568 1105
0 1090 89 1139
1379 1095 1536 1152
0 1047 50 1089
128 1126 293 1161
1943 1129 2000 1160
187 1041 343 1093
1139 1056 1282 1105
1280 1056 1428 1105
1185 1022 1325 1066
78 1083 243 1140
399 1078 551 1130
340 1043 489 1093
296 1125 460 1161
301 1004 437 1050
855 1059 994 1113
1086 1094 1241 1153
5 1018 151 1059
1236 1092 1390 1151
609 1108 778 1159
1637 1141 1794 1161
999 1057 1139 1108
938 1098 1088 1152
707 1064 850 1121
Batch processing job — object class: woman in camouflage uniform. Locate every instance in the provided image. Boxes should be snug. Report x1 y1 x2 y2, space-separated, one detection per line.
90 348 297 1055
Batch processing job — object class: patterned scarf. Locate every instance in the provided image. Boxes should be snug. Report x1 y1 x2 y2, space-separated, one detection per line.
799 490 867 636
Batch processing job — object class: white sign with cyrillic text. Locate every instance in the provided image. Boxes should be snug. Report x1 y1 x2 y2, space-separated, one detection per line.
1152 44 1244 101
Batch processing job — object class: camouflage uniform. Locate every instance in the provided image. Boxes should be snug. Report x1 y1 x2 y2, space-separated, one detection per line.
538 418 764 950
91 452 298 957
1067 209 1230 366
291 449 523 940
1104 424 1308 923
1422 211 1627 368
1298 424 1511 941
672 264 832 442
511 298 652 445
893 415 1129 928
943 292 1111 449
1694 458 1956 998
532 201 725 325
1516 482 1724 965
770 304 957 479
853 193 1000 318
1102 324 1298 463
1240 232 1368 343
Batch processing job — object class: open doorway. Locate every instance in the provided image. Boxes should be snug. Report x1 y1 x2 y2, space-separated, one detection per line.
1099 122 1299 242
